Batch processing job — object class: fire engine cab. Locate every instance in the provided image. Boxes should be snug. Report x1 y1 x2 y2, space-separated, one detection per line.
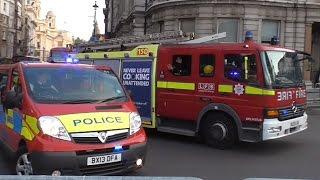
76 32 310 149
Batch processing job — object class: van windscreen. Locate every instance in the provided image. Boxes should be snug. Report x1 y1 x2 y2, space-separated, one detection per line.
24 67 127 104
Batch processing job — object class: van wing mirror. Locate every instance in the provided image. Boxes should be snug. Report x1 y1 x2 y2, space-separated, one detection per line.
4 91 22 109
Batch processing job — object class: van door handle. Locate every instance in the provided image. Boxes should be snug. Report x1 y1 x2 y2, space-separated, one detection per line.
200 97 212 102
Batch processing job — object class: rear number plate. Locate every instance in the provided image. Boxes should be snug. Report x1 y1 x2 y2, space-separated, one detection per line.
87 154 121 166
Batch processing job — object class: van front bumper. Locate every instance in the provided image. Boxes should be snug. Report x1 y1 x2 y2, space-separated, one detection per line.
30 142 147 176
262 113 308 141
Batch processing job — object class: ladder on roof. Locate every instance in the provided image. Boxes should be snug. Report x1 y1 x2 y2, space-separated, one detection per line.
76 31 227 52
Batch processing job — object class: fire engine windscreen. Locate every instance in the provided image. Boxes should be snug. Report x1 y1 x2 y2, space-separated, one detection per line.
24 67 127 104
262 51 303 88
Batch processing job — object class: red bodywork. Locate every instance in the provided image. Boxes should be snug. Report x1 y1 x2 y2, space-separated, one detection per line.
156 42 306 126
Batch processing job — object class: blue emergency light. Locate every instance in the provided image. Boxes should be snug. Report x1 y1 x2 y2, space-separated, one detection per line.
114 145 123 152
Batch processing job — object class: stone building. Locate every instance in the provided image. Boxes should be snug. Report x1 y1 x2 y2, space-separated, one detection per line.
104 0 320 81
34 10 73 61
0 0 25 58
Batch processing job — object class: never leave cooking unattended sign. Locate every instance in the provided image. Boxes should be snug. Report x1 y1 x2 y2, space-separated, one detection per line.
122 60 152 121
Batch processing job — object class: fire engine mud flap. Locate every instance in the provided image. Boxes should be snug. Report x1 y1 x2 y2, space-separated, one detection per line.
197 103 262 142
29 143 147 176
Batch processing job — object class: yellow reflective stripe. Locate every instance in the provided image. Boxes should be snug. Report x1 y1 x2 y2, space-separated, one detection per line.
157 81 195 90
26 115 40 134
167 82 195 90
157 81 167 88
245 86 275 96
218 85 233 93
21 121 34 141
6 109 14 129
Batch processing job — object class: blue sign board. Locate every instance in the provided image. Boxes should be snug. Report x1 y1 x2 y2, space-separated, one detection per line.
122 60 152 121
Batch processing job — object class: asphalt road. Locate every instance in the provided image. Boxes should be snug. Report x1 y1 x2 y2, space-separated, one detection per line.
1 109 320 180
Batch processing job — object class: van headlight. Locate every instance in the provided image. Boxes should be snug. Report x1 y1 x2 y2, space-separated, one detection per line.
39 116 71 141
130 112 141 135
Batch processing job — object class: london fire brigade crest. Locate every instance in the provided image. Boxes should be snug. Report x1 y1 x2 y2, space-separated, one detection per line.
234 84 244 96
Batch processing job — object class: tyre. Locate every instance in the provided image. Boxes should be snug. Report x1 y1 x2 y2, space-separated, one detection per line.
15 146 33 175
201 113 237 149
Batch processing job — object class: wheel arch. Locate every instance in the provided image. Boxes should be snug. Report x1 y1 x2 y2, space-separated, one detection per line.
196 103 242 138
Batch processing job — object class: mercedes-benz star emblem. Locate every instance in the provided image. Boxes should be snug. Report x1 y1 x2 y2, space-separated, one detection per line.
292 101 298 113
98 132 108 143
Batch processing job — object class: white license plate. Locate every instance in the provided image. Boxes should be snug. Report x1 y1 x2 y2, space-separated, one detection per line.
87 154 121 166
290 121 299 127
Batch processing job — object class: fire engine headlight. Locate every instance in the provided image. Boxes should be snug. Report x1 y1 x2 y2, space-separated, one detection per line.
39 116 71 141
130 112 141 135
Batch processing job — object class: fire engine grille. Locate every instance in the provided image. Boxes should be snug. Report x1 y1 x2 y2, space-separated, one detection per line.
79 161 126 176
71 129 129 144
278 105 305 121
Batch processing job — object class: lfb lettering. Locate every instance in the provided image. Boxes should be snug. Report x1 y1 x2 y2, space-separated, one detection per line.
73 117 123 126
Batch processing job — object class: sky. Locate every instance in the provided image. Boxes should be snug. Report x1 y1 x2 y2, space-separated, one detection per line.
40 0 106 41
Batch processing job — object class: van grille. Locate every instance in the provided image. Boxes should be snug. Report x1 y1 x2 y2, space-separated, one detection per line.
278 105 305 121
71 130 129 144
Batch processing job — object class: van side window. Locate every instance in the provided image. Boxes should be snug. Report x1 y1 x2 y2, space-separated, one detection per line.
11 71 22 94
200 54 215 77
170 55 192 76
224 54 257 83
0 72 8 90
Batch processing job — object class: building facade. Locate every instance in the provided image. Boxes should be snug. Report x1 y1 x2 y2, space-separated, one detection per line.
35 10 73 61
105 0 320 81
0 0 25 59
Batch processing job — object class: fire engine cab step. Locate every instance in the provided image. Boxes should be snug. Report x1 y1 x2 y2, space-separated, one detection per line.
157 118 197 137
157 126 196 136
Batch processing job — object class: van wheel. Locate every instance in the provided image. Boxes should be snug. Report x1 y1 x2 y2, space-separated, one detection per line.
202 113 237 149
16 147 33 175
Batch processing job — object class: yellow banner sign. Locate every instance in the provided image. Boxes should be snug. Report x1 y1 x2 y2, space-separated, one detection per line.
57 112 130 133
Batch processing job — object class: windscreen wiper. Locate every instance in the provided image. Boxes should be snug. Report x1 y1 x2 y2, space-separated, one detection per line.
61 99 98 104
96 96 126 104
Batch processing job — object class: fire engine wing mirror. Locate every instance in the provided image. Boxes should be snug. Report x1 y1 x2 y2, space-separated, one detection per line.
295 51 315 62
127 90 134 100
4 91 22 109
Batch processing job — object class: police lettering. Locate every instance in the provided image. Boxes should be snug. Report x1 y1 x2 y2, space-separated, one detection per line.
73 117 123 126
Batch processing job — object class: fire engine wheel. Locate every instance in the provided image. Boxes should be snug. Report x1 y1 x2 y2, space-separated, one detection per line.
16 147 33 175
202 113 237 149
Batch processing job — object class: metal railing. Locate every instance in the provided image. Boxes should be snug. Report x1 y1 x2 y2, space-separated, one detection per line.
307 83 320 108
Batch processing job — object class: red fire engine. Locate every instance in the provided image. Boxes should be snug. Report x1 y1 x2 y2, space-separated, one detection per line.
76 31 310 149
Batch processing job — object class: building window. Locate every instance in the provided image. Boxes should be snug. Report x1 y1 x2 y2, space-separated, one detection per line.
179 19 195 34
262 20 280 43
159 21 164 33
37 42 40 49
58 41 63 47
170 55 192 76
49 23 51 27
224 54 257 83
3 2 6 11
200 54 215 77
2 31 6 40
217 19 239 42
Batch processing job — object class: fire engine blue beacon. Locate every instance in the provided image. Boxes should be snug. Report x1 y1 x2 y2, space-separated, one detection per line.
245 31 253 40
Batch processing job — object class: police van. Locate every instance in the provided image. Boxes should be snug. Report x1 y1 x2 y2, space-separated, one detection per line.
0 60 147 175
76 32 310 149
